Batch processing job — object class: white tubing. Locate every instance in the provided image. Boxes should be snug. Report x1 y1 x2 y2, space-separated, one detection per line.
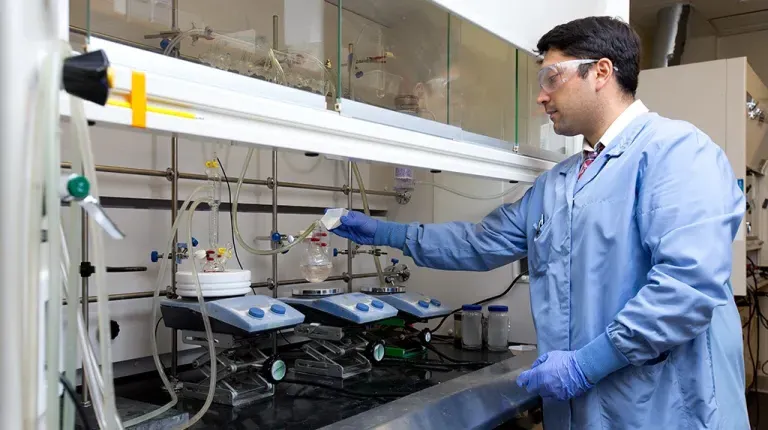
42 43 64 430
231 148 317 255
351 162 386 287
70 94 123 430
416 181 519 200
21 46 48 429
122 186 209 427
162 28 207 56
180 200 217 428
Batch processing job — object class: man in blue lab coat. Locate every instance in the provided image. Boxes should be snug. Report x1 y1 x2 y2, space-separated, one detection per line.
329 16 750 430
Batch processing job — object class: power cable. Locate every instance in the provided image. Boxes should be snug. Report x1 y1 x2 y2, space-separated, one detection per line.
432 270 528 333
217 157 244 272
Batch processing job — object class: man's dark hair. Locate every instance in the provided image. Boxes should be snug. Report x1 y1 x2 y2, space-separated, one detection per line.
536 16 641 97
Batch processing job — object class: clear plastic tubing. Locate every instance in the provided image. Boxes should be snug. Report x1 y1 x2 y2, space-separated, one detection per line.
71 88 124 430
461 304 483 350
232 148 316 255
122 186 209 427
486 305 510 352
207 156 222 249
351 162 386 287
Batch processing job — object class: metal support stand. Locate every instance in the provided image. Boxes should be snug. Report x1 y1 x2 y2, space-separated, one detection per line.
80 213 91 408
168 0 181 381
170 135 179 378
270 14 280 353
181 331 280 407
347 161 353 292
293 324 373 379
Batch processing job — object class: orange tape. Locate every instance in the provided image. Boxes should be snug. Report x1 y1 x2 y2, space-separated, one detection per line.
130 71 147 128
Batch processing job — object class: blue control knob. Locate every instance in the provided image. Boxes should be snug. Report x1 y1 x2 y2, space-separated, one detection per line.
430 298 442 307
371 300 384 309
191 237 199 247
270 304 286 315
391 258 399 264
417 300 429 308
150 251 160 263
356 303 370 312
333 248 339 257
160 38 170 50
271 232 282 242
248 307 265 318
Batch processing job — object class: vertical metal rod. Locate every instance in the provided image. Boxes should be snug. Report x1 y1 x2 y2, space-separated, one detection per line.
272 15 279 52
348 43 355 100
170 136 179 377
271 15 279 353
347 161 353 292
81 213 91 407
170 0 181 377
171 0 179 30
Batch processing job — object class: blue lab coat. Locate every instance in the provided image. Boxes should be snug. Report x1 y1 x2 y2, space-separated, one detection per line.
379 113 749 429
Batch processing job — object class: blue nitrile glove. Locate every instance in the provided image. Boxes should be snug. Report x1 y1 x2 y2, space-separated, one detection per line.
516 351 593 401
330 211 379 245
328 211 407 248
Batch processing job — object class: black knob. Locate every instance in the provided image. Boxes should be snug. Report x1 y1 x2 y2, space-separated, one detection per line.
366 340 386 363
261 356 286 384
418 328 432 345
63 50 111 106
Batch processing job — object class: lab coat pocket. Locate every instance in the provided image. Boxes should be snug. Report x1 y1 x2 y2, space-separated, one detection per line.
529 219 554 275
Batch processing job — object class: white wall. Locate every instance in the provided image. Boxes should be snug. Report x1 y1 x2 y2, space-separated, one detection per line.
62 124 389 371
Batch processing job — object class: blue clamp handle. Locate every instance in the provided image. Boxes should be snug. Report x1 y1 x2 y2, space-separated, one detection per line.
191 237 199 247
333 248 339 257
391 258 399 264
150 250 160 263
160 38 170 49
271 232 282 242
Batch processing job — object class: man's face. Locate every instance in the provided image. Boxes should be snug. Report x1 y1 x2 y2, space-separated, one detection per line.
536 50 597 137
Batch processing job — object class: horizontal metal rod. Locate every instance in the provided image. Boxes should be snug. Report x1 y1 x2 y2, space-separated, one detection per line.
69 25 201 63
64 272 382 304
63 290 168 305
61 162 167 178
64 196 388 217
61 162 399 197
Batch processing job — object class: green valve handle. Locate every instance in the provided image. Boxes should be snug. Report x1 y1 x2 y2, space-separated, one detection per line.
60 174 90 202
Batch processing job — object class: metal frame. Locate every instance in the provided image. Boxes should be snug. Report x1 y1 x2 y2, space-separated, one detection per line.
59 161 401 198
181 331 278 407
293 324 373 379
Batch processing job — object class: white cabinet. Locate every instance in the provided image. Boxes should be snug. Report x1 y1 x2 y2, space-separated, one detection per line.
637 58 768 296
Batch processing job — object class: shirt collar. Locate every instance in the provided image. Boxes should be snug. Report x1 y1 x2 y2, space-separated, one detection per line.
583 100 649 152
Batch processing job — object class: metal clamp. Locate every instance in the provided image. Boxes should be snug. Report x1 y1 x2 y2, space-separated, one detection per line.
150 238 198 264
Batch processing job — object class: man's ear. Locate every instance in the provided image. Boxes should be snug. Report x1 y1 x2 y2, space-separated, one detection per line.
594 58 615 92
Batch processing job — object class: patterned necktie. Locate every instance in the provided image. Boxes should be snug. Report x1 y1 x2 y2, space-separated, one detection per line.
578 143 604 179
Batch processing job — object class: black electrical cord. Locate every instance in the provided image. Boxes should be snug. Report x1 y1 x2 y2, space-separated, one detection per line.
282 378 408 399
432 270 529 333
60 373 90 427
380 357 485 369
424 343 492 366
217 157 244 272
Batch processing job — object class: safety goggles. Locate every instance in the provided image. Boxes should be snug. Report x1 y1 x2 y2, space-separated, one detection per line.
537 59 602 93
